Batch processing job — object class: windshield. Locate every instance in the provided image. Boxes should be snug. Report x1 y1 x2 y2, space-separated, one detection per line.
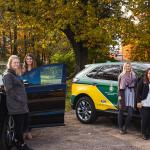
0 63 6 85
0 75 2 85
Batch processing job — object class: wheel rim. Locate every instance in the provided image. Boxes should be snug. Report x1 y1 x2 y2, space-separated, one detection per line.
6 116 15 146
77 99 92 121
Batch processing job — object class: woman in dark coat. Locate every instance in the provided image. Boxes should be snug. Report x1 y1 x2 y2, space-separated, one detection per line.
118 62 136 134
137 68 150 140
2 55 33 150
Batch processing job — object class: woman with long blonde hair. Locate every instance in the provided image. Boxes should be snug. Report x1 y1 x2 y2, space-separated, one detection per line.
118 62 136 134
2 55 33 150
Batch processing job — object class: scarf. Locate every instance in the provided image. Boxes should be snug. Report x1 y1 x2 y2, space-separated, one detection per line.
119 72 136 90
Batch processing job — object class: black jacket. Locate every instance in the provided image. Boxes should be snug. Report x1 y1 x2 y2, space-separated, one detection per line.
136 78 149 103
2 69 29 115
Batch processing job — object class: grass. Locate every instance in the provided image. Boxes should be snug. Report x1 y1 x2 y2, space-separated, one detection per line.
65 80 72 112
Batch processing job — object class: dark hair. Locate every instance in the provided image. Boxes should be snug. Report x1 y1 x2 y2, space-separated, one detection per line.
143 68 150 84
23 53 37 72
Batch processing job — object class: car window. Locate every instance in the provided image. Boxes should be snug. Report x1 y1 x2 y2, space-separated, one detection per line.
95 65 121 81
40 65 62 84
86 67 101 78
132 65 145 78
21 64 64 85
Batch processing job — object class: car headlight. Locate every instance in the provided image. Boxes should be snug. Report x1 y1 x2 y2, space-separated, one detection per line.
72 78 80 83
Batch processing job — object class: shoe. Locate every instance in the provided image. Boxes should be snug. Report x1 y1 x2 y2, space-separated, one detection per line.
23 133 27 140
120 130 127 134
17 143 34 150
142 134 149 140
26 132 33 140
119 127 127 134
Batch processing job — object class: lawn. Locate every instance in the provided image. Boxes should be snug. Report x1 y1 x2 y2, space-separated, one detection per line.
65 80 72 112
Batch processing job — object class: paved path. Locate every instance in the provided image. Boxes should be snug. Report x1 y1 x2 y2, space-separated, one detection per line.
13 111 150 150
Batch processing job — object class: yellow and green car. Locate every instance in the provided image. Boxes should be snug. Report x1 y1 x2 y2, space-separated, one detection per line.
71 62 150 123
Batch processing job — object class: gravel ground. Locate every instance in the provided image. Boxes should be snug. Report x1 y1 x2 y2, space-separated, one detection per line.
13 111 150 150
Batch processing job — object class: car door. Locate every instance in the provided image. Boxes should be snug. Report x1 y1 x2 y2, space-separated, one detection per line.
94 64 121 109
21 64 66 127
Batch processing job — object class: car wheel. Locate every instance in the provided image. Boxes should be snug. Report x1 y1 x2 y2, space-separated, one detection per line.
76 96 97 123
0 116 15 150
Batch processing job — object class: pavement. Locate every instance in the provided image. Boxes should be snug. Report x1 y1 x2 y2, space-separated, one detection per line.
12 111 150 150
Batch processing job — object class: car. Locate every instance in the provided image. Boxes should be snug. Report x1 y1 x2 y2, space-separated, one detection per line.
70 62 150 124
0 63 66 150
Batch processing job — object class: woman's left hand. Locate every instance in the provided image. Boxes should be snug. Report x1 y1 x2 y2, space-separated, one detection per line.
137 102 142 109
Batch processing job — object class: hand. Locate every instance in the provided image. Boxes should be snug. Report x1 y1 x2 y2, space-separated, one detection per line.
118 96 121 101
137 102 142 109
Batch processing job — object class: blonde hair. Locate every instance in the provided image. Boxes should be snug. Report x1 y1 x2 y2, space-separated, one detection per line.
120 62 135 77
7 55 21 75
122 62 132 74
7 55 20 69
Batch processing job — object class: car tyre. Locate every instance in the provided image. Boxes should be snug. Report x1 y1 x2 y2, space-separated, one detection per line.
76 96 97 123
0 116 15 150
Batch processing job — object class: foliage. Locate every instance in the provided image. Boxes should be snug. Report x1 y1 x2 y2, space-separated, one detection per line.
0 0 149 72
51 50 75 75
122 0 150 61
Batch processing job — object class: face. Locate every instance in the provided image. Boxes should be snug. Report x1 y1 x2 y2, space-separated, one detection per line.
11 58 20 70
147 70 150 81
26 56 33 65
125 63 131 73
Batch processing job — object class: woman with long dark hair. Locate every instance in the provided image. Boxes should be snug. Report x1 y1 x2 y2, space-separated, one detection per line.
118 62 136 134
137 68 150 140
22 53 37 73
22 53 37 140
2 55 33 150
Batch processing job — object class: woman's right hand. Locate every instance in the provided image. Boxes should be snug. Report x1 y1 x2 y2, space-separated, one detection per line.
137 102 142 109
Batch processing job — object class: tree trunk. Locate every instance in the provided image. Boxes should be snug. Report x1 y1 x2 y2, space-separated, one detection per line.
2 31 6 57
24 34 27 55
62 25 88 72
31 35 35 54
9 27 13 54
13 26 18 55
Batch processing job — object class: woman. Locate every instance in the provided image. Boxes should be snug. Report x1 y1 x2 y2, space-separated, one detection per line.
137 68 150 140
118 62 136 134
2 55 33 150
22 53 37 140
22 53 37 73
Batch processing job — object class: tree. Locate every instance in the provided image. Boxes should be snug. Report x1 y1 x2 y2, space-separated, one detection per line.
121 0 150 61
1 0 149 71
2 0 125 71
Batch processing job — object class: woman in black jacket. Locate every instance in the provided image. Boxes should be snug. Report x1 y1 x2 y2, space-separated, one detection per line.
137 68 150 140
2 55 33 150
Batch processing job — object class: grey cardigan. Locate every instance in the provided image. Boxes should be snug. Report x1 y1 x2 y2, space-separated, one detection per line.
2 69 29 115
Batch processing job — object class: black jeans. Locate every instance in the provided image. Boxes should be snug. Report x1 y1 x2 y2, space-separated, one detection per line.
23 113 31 133
12 113 29 144
118 106 134 131
141 107 150 136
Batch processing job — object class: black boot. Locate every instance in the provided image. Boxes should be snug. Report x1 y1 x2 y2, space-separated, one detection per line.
142 134 149 140
16 143 34 150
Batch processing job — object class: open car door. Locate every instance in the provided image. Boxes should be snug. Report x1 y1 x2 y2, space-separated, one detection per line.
21 64 66 127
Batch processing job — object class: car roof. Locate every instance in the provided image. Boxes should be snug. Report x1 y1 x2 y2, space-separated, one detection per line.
85 62 150 69
75 61 150 78
85 61 150 66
